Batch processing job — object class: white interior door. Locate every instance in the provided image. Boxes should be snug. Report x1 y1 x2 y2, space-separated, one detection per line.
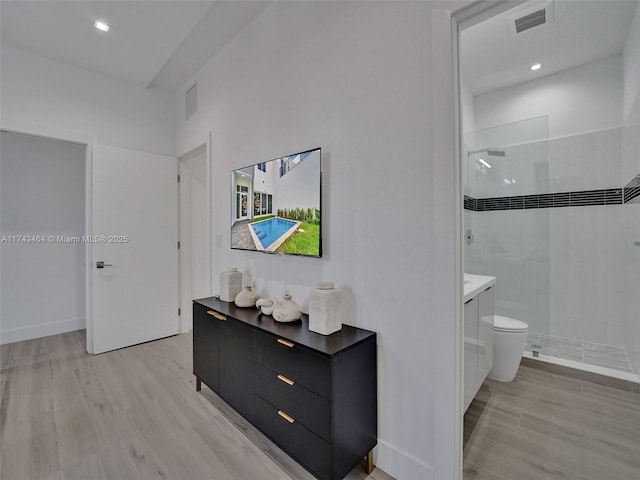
91 144 178 354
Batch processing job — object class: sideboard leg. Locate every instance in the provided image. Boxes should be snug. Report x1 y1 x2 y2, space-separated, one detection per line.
196 377 202 392
364 450 374 474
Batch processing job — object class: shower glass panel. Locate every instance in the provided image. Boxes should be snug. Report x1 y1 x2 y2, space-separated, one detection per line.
464 116 550 340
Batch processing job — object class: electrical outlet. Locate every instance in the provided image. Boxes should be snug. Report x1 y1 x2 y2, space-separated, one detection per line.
215 234 222 247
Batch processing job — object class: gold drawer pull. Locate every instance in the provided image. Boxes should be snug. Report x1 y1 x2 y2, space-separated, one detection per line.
207 310 227 321
277 338 294 348
277 374 295 386
277 410 295 423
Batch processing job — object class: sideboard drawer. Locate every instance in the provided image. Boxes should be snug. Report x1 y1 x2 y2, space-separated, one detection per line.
255 331 331 399
254 394 332 480
254 362 332 442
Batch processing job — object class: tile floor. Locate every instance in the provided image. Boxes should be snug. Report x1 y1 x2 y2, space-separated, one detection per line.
525 332 634 373
464 364 640 480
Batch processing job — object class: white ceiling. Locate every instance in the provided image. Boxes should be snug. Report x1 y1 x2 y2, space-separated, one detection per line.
0 0 270 90
4 0 637 94
461 0 639 96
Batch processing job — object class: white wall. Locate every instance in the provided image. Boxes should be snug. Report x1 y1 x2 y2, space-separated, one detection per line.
1 132 86 343
176 1 459 478
461 78 476 136
274 150 320 212
548 205 630 345
622 2 640 374
475 55 624 139
0 44 175 155
461 78 477 199
623 1 640 124
253 162 276 199
628 198 640 374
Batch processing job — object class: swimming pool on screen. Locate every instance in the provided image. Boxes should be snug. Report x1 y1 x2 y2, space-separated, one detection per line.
250 218 297 249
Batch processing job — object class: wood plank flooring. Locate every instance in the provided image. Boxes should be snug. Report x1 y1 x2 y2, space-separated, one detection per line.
0 331 394 480
464 364 640 480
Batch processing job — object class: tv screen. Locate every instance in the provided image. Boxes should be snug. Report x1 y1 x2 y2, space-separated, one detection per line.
230 148 321 257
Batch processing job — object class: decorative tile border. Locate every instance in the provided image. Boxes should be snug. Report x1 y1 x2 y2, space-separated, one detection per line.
624 174 640 204
465 172 640 211
465 189 623 211
463 195 476 211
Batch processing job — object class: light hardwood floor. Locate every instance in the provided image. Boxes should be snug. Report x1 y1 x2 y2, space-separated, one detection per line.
0 331 394 480
464 364 640 479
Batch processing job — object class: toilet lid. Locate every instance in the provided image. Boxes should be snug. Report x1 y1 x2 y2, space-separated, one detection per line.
493 315 528 333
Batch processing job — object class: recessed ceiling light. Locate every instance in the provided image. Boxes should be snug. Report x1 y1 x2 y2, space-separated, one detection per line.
531 63 541 71
94 21 110 33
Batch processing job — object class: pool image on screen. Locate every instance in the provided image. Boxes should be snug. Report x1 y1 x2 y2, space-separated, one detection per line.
230 148 321 257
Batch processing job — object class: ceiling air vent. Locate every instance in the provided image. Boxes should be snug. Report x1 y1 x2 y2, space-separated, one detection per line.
185 82 197 120
508 1 554 36
515 9 546 33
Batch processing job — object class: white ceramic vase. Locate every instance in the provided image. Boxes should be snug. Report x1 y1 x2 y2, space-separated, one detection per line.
220 267 242 302
272 293 302 323
234 285 259 308
309 281 342 335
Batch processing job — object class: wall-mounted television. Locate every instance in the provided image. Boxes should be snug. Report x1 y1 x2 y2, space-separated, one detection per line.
230 147 321 258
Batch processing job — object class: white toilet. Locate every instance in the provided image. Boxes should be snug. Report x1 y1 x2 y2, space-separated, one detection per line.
488 315 528 382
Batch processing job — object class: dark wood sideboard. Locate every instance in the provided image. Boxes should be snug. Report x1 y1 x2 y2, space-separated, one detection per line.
193 297 377 480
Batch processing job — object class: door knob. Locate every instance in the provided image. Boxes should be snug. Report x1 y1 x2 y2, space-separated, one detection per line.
96 261 112 269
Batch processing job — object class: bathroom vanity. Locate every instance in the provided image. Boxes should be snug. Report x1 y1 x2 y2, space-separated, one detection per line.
463 274 496 412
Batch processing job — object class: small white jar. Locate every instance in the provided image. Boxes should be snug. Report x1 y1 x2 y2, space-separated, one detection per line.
219 267 242 302
235 285 259 308
272 293 302 323
309 282 342 335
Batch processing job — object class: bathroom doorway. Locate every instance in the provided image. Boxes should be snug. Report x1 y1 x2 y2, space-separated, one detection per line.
459 0 640 382
456 0 640 477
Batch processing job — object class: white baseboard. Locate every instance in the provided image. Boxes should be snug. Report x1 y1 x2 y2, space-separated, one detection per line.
0 317 85 345
375 439 435 480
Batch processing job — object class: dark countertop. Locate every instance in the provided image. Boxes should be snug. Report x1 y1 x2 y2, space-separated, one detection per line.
193 297 376 357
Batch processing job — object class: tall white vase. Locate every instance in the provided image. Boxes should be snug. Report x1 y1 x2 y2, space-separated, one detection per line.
219 267 242 302
309 282 342 335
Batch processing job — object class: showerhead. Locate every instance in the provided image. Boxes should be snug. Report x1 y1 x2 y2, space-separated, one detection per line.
486 149 506 157
467 147 506 157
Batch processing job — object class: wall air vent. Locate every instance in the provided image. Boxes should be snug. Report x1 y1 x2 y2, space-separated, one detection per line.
508 1 554 36
185 82 197 120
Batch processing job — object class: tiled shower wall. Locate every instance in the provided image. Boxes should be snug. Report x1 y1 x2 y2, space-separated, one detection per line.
623 123 640 374
465 124 640 374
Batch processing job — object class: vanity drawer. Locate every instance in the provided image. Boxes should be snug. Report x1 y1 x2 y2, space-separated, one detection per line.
254 331 331 399
254 362 332 442
253 394 332 480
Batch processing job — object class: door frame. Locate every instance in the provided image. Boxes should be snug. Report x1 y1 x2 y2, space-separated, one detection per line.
237 190 250 221
177 132 213 333
0 123 95 351
0 121 187 353
451 1 527 477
